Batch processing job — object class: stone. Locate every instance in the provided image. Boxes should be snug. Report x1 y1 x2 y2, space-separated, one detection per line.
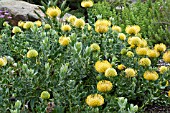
0 0 44 25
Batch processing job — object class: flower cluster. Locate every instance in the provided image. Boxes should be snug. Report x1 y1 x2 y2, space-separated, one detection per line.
94 60 112 73
81 0 93 8
0 57 7 67
86 94 104 107
59 36 71 46
46 6 61 18
95 19 111 33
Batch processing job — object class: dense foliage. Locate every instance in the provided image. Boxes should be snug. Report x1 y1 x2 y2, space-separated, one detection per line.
0 0 170 112
88 0 170 45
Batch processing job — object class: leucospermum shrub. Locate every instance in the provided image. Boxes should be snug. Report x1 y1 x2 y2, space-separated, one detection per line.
0 3 170 113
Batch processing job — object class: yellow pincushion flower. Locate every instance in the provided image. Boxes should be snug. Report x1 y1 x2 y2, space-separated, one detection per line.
95 25 108 33
125 68 136 77
44 24 51 29
59 36 70 46
154 43 166 52
81 0 93 8
0 57 7 67
12 26 22 33
125 25 140 34
118 33 126 40
27 49 38 58
97 80 113 92
90 43 100 51
34 20 42 27
112 26 121 32
139 38 147 47
40 91 50 99
136 47 148 56
105 68 117 77
95 60 112 73
126 51 134 57
129 36 141 47
163 51 170 63
18 21 25 27
61 24 71 32
159 66 168 74
147 49 160 58
139 58 151 66
46 6 61 18
23 21 34 29
95 19 111 27
117 64 126 70
86 94 104 107
168 90 170 97
143 71 159 81
67 15 77 25
74 18 85 28
95 19 111 33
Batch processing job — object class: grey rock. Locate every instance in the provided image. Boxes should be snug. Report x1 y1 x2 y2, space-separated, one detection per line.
0 0 44 25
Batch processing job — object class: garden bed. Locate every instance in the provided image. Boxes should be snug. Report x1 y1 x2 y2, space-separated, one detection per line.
0 0 170 113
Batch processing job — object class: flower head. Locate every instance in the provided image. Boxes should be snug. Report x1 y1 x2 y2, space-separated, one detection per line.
74 18 85 28
139 38 147 47
90 43 100 51
61 24 71 32
125 68 136 77
163 51 170 63
95 60 112 73
46 6 61 18
118 33 126 40
125 25 140 34
126 51 134 57
95 19 111 27
67 15 77 25
95 19 111 33
139 58 151 66
154 43 166 52
81 0 93 8
128 36 141 47
40 91 50 99
44 24 51 29
59 36 70 46
143 71 159 81
27 49 38 58
112 26 121 32
23 21 34 29
136 47 148 56
35 20 42 27
95 25 108 33
0 57 7 67
97 80 113 92
147 49 160 58
18 21 25 27
86 94 104 107
117 64 126 70
12 26 22 33
159 66 168 74
105 68 117 77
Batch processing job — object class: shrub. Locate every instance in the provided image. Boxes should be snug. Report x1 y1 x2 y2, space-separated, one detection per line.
0 1 170 112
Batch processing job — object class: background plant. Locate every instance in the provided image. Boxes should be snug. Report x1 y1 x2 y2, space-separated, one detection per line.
88 0 170 45
0 0 170 112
